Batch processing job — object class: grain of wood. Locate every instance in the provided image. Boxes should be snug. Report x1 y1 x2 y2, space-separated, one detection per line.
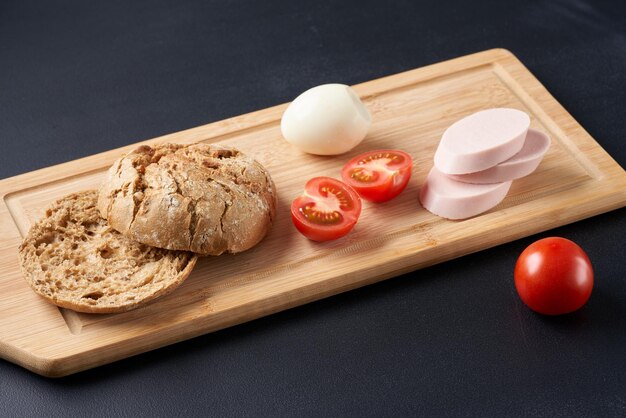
0 49 625 377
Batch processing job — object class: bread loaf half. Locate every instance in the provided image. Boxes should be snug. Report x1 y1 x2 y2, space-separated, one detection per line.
18 191 197 313
97 143 277 255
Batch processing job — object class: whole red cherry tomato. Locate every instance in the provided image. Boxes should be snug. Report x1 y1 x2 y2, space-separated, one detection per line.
341 150 413 202
291 177 362 241
514 237 593 315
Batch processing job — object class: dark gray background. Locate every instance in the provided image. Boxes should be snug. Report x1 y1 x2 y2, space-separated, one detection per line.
1 0 625 416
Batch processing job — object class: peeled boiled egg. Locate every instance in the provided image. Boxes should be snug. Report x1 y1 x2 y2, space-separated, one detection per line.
281 84 372 155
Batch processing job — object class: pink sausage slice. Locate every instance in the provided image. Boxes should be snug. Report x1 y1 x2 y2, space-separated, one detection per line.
448 129 551 184
419 167 512 220
434 108 530 175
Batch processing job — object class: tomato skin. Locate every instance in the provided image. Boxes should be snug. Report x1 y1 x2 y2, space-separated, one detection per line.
291 177 362 241
514 237 593 315
341 150 413 202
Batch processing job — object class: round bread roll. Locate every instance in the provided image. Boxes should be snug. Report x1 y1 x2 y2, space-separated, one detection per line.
97 143 277 255
18 191 197 314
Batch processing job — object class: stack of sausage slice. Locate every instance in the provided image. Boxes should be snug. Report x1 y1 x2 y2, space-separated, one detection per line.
419 108 550 220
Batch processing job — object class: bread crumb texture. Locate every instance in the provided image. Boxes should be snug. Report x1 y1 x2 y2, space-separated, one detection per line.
97 143 277 255
18 191 197 313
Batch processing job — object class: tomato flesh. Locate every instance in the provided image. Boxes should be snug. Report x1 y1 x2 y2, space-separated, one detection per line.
341 150 413 202
514 237 593 315
291 177 362 241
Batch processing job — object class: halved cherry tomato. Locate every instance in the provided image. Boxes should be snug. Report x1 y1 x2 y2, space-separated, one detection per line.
514 237 594 315
341 150 413 202
291 177 362 241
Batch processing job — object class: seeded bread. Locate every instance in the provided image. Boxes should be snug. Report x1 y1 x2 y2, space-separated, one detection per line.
18 191 197 313
97 143 277 255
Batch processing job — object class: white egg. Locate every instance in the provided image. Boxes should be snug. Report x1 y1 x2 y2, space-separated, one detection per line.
280 84 372 155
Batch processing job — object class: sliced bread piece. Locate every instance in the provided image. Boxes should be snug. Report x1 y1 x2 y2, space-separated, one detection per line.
18 190 197 313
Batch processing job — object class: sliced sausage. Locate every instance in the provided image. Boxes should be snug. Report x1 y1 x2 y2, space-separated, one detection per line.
448 129 550 184
434 108 530 175
419 167 511 220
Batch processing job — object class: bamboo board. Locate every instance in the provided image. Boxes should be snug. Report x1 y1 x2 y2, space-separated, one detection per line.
1 49 625 377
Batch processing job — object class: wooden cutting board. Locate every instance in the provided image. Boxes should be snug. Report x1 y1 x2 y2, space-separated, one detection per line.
1 49 625 377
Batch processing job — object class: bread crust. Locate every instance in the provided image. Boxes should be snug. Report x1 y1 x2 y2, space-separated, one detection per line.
18 191 197 314
97 143 277 255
